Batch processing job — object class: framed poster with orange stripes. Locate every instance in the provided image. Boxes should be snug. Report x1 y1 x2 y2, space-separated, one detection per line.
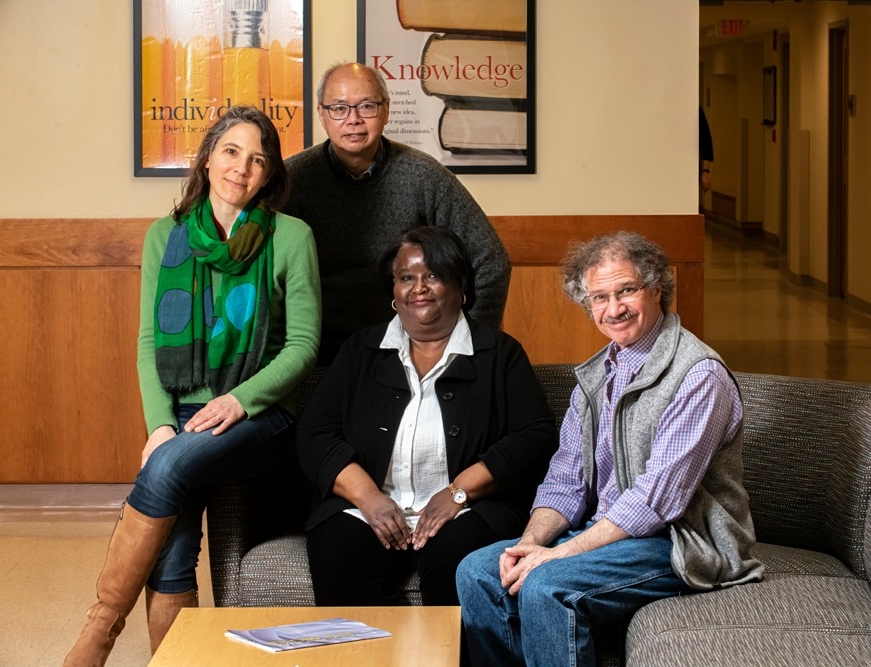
357 0 535 174
134 0 311 176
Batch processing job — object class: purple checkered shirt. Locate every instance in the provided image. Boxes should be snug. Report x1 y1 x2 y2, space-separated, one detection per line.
532 315 743 536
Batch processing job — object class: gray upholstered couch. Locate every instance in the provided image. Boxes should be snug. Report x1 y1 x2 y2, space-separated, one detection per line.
207 365 871 666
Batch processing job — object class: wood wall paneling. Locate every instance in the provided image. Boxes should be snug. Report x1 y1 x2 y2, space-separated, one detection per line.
501 265 609 364
490 215 705 265
492 214 705 351
0 218 151 267
0 215 704 483
0 219 150 482
0 268 145 482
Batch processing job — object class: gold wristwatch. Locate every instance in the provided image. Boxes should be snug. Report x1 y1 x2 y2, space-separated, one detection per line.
449 482 468 508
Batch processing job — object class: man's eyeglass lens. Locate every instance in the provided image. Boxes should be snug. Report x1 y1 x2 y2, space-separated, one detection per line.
323 102 381 120
582 284 648 311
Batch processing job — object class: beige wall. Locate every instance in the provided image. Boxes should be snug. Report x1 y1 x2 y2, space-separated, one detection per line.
0 0 699 219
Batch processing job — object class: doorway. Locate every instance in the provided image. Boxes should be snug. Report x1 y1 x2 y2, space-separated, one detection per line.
779 36 790 256
828 24 848 298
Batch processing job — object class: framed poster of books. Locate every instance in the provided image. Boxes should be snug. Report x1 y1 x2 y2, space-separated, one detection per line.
134 0 312 177
357 0 535 174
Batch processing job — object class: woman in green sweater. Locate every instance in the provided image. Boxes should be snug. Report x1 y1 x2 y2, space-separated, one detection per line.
65 107 321 666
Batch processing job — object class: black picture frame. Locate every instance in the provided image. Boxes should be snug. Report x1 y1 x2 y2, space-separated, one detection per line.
133 0 312 177
356 0 536 174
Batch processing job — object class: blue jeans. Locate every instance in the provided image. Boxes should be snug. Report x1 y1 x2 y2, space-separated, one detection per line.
126 403 295 593
455 523 693 667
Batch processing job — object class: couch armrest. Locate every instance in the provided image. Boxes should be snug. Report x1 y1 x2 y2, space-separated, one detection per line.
207 483 257 607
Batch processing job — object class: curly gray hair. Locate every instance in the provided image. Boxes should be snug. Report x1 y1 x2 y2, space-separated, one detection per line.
561 231 675 316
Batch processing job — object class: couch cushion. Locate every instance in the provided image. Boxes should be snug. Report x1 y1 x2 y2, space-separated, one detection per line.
735 373 871 578
238 534 422 607
625 573 871 666
751 542 858 577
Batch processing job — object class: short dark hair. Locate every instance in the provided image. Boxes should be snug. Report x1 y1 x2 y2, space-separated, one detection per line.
562 231 675 315
172 106 290 220
379 226 476 312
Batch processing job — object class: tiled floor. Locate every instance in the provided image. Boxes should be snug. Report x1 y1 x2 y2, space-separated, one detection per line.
703 225 871 383
0 496 214 666
0 522 154 666
1 224 870 666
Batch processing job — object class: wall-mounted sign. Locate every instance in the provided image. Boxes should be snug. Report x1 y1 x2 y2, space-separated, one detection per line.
357 0 536 174
717 20 749 37
134 0 311 177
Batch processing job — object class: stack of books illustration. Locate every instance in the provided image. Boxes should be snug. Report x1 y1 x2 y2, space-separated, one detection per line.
397 0 528 155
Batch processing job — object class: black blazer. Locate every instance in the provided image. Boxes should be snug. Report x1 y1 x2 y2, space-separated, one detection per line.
297 318 558 537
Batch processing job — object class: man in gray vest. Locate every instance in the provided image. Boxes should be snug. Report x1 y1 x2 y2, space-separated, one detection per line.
456 231 763 666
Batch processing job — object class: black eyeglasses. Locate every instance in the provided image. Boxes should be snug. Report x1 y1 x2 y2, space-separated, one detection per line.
321 101 383 120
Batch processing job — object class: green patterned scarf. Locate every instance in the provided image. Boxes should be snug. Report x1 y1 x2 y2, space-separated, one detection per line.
153 198 274 397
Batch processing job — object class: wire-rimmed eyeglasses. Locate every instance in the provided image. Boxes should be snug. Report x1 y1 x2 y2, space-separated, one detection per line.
581 283 650 312
321 101 383 120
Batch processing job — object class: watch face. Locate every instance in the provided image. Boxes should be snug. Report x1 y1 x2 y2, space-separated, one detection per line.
452 489 468 505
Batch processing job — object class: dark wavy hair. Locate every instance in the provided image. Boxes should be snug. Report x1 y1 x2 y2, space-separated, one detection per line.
172 106 290 220
562 231 675 316
378 226 476 312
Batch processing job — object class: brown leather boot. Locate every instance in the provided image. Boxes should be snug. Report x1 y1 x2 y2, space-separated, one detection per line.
145 587 198 654
63 504 175 667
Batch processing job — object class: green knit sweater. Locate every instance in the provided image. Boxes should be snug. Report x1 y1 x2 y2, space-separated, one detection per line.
137 212 321 435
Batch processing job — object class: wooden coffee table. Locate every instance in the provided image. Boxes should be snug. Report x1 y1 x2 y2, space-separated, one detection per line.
149 606 461 666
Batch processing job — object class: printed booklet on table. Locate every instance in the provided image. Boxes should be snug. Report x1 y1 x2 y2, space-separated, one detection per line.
225 617 391 652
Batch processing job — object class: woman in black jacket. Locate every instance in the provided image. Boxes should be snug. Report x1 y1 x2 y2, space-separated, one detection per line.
297 225 557 606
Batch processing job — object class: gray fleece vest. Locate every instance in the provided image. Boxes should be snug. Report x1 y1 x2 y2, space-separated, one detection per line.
574 313 765 590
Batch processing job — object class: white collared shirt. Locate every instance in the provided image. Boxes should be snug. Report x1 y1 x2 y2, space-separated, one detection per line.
344 312 473 530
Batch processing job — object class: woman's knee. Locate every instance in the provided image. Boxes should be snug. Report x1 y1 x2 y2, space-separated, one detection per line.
142 433 194 476
129 437 200 513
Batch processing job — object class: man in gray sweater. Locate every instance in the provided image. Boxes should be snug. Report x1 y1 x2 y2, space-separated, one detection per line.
283 62 511 364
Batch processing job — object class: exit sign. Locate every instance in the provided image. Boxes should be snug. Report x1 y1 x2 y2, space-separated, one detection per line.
717 20 749 37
